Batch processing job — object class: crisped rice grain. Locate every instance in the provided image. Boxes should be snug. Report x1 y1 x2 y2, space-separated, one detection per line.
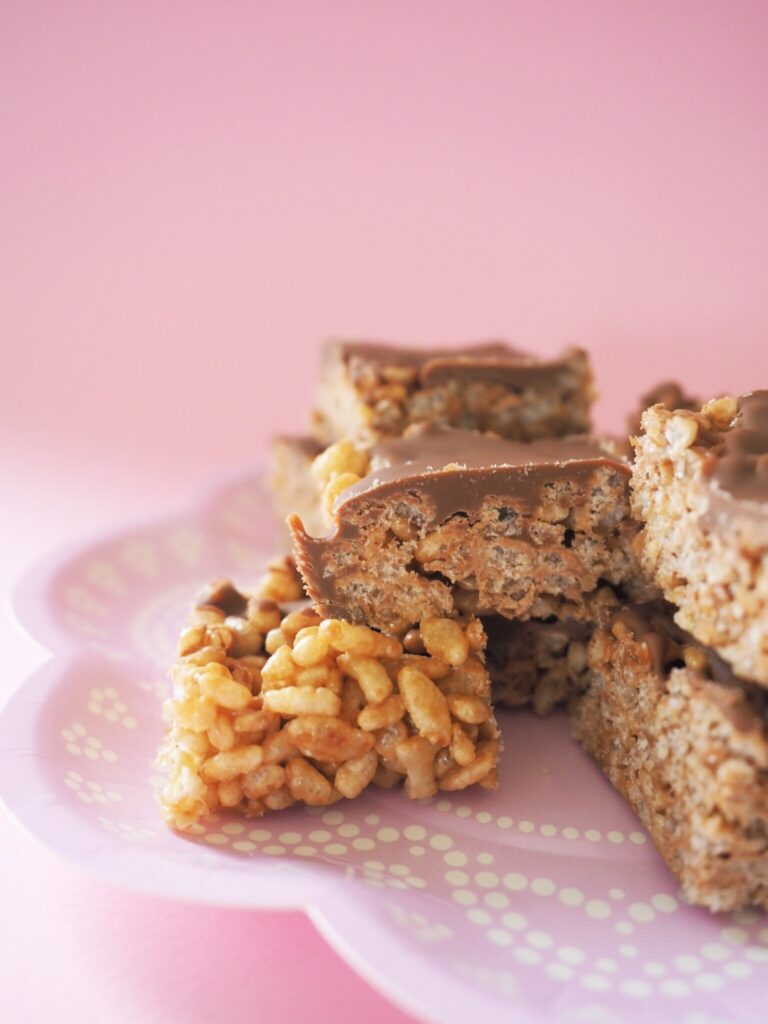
156 576 499 829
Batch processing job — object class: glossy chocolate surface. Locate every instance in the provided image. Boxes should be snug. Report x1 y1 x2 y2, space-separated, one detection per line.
336 428 625 527
337 340 581 387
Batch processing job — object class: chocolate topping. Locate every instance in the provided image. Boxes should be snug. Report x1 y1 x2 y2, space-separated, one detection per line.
368 429 612 475
608 603 768 730
290 427 632 627
336 428 625 527
338 341 580 387
290 425 638 630
195 580 249 617
341 340 518 366
712 391 768 504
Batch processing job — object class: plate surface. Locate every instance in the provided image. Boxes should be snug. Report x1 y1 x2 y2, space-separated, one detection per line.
2 471 766 1024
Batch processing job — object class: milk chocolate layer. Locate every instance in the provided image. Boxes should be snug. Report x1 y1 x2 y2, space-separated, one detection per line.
336 429 625 534
339 340 581 387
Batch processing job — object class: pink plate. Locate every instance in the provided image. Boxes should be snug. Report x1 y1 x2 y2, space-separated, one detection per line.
3 470 767 1024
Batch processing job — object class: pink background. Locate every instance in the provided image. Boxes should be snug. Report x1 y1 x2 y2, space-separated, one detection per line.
2 2 767 1021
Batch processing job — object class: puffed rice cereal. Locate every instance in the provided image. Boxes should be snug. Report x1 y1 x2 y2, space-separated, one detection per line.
157 571 501 830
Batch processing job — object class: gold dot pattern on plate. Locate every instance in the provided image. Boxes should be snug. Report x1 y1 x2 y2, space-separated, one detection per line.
98 815 157 844
433 799 648 846
86 686 138 729
60 723 117 762
64 770 123 805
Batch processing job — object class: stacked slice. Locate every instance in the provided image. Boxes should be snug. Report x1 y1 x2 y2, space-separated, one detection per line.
632 391 768 683
573 602 768 911
591 389 768 910
312 339 595 444
270 339 594 536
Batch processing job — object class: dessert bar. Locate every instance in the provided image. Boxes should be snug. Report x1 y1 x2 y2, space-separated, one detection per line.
573 603 768 911
312 340 594 445
291 427 651 634
158 567 500 830
632 392 768 684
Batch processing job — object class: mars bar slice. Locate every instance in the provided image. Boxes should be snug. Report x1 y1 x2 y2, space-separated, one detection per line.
632 391 768 685
157 568 500 831
572 603 768 911
312 340 595 445
290 427 651 635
